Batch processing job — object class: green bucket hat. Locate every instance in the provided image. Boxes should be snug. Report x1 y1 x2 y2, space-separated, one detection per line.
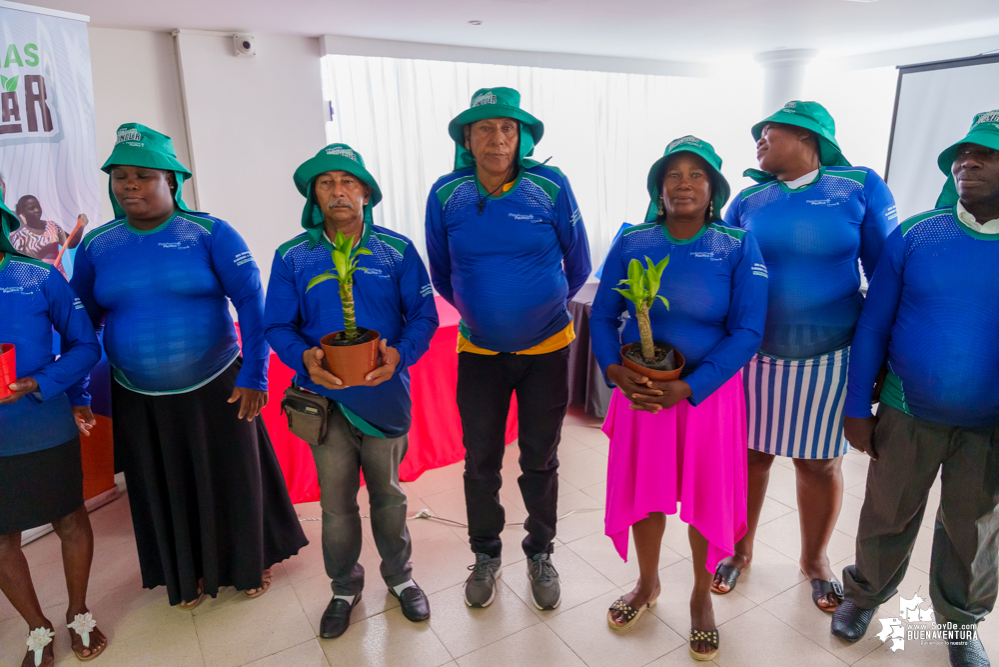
447 87 545 171
101 123 201 219
934 109 999 208
293 143 382 247
644 135 731 223
745 101 850 183
0 199 28 258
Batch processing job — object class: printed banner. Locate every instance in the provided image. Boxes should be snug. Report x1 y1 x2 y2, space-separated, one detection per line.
1 4 113 501
0 4 100 279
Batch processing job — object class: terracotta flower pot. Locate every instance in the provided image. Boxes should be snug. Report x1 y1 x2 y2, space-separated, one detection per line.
620 342 685 382
320 328 380 387
0 344 15 400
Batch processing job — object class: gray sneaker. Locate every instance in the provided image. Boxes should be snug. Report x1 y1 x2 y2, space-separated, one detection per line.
527 553 561 610
464 553 502 608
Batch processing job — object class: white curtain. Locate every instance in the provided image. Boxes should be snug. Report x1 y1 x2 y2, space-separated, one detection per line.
322 55 765 269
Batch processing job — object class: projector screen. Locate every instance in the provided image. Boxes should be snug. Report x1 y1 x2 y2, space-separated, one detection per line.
885 54 999 222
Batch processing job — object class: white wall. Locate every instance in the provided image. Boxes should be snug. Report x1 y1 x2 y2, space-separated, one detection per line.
88 27 190 222
87 28 327 286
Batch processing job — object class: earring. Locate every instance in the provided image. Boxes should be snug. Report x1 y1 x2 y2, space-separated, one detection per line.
657 196 665 216
709 201 715 218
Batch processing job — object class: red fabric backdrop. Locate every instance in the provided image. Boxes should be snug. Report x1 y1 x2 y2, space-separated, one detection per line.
260 297 518 503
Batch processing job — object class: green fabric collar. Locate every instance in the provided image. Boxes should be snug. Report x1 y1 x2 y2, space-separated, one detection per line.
661 221 708 245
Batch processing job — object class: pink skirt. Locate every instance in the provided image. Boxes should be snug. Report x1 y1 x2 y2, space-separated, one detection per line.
602 372 748 573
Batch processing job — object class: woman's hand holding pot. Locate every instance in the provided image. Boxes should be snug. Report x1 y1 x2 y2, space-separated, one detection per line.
0 376 39 405
630 380 692 412
362 340 399 387
303 347 345 390
607 363 663 412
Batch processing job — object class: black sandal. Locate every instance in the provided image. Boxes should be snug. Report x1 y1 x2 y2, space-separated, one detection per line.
689 628 720 661
810 578 845 612
606 596 657 630
711 563 743 594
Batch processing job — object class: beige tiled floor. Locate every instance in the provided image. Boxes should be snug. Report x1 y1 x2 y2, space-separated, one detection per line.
2 408 996 666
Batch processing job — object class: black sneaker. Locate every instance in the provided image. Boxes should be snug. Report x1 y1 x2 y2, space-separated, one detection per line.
527 553 561 610
464 554 502 608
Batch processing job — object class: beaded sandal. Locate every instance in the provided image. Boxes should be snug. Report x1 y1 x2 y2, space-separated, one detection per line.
689 628 720 661
68 612 107 662
606 595 657 630
25 626 54 667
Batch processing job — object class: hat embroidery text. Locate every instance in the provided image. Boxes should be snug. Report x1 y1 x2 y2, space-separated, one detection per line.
115 128 142 145
325 147 358 162
668 136 700 151
471 92 497 107
973 111 999 125
784 101 797 109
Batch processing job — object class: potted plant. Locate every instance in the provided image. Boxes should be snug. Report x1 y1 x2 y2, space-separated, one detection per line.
613 256 685 381
307 230 381 386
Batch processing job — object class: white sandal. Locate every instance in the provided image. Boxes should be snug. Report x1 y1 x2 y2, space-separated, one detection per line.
68 612 106 662
25 626 54 667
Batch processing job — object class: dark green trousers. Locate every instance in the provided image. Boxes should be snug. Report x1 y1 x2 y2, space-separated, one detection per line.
842 405 999 626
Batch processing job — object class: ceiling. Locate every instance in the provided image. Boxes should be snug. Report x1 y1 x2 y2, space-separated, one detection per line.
28 0 999 62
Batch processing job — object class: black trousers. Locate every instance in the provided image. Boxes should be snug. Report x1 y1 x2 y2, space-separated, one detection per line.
458 348 570 559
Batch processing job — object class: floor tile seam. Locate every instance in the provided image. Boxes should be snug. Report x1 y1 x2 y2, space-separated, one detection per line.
234 638 322 667
737 606 851 666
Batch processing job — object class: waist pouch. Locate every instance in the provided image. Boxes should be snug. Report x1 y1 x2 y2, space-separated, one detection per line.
280 385 330 446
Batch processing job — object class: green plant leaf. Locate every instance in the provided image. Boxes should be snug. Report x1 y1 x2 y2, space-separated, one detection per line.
657 294 670 310
354 247 372 257
306 272 338 291
612 286 639 305
627 259 643 295
644 256 661 300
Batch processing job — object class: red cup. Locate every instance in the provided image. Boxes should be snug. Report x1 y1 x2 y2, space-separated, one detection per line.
0 344 16 400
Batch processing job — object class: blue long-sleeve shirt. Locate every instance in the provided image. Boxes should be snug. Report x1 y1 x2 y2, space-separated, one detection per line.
1 254 100 456
725 166 897 359
264 224 438 438
590 221 767 406
425 164 591 352
69 213 268 398
845 208 999 427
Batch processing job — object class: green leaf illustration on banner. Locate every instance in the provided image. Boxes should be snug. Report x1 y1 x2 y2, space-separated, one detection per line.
1 75 18 92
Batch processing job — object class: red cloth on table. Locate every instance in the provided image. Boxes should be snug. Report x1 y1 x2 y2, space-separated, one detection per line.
259 296 518 503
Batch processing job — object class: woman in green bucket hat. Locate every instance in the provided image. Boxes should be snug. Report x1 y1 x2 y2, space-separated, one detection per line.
712 102 899 613
68 123 307 610
590 136 767 661
0 199 108 666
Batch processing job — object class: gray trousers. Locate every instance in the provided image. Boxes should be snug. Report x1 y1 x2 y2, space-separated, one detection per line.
843 405 999 625
310 408 412 595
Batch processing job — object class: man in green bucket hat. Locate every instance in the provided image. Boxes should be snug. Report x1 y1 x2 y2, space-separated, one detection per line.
835 110 999 667
425 87 591 611
714 101 897 616
265 142 439 639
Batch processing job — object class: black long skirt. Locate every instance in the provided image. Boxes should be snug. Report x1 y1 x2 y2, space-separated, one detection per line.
0 436 84 534
112 359 308 605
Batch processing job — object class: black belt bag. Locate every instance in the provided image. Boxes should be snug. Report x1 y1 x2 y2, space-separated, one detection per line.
280 385 330 446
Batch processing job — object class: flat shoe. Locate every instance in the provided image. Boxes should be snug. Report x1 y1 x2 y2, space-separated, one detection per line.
831 600 878 643
947 631 989 667
391 584 430 622
810 578 845 612
711 563 743 595
689 627 720 661
177 579 205 610
246 568 273 599
68 612 107 662
320 593 362 639
607 596 657 630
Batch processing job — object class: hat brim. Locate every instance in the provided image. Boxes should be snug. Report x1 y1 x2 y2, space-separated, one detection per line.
937 131 999 175
646 147 731 220
293 155 382 206
101 144 192 177
448 105 544 147
751 117 850 168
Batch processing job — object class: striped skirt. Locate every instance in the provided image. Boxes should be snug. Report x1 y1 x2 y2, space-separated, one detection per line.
745 347 849 459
